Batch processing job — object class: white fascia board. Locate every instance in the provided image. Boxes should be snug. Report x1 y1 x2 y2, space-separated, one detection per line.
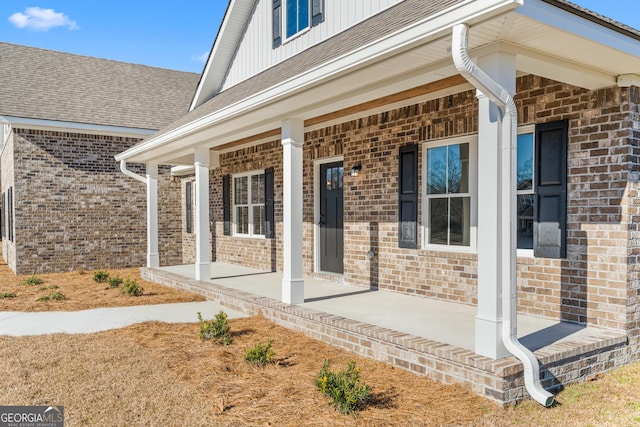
116 0 523 163
4 116 156 138
517 0 640 57
170 165 195 176
618 74 640 88
189 0 256 112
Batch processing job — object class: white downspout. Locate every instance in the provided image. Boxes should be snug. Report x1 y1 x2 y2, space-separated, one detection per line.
452 23 554 407
120 160 147 184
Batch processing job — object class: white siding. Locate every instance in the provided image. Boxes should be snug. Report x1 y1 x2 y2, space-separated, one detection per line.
221 0 403 91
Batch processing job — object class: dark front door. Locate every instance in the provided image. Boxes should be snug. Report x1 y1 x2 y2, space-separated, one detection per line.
320 162 344 274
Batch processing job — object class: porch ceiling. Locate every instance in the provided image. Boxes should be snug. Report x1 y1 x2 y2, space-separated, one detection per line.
125 1 640 166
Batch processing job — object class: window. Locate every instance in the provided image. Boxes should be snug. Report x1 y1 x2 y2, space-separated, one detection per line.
517 129 534 250
233 172 266 237
8 187 13 242
272 0 324 47
423 136 477 249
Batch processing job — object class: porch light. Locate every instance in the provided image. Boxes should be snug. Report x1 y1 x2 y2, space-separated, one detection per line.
349 163 362 177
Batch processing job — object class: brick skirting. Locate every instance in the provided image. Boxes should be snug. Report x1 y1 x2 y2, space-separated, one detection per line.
142 267 628 405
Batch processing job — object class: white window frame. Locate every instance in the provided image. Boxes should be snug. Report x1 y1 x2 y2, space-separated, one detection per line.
232 171 266 239
283 0 311 42
517 125 536 257
422 135 478 253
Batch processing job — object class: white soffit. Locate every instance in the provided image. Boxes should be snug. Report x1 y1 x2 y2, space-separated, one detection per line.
509 0 640 83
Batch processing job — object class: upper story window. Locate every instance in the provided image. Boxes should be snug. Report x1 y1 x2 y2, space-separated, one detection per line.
272 0 324 48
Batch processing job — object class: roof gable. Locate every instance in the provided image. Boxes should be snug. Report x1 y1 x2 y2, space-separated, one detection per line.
0 43 199 130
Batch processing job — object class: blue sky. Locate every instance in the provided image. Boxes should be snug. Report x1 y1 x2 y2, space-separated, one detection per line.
0 1 638 73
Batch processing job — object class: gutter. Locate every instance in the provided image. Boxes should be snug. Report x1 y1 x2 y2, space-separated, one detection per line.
119 160 147 184
451 23 554 407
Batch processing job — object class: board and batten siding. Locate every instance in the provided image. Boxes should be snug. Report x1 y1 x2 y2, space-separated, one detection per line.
221 0 403 91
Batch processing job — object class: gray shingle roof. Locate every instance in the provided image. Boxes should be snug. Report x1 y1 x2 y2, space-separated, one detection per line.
0 43 200 130
144 0 465 141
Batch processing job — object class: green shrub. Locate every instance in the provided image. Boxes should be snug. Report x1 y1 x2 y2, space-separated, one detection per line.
38 285 59 291
315 359 371 415
120 278 143 296
0 292 17 299
197 311 232 345
21 274 43 286
244 339 275 367
36 292 67 302
93 270 109 283
107 276 123 289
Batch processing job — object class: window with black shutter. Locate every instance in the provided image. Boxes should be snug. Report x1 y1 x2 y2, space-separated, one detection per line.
223 175 231 236
398 145 418 249
273 0 324 48
533 120 568 259
186 181 193 234
264 168 275 239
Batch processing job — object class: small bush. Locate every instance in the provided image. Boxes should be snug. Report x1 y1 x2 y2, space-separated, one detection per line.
315 359 371 415
0 292 17 299
93 270 109 283
21 274 43 286
107 276 123 289
244 339 275 367
197 311 232 345
38 285 59 291
37 292 67 302
120 278 143 296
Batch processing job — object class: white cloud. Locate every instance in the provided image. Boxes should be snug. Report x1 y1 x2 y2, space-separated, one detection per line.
9 7 78 31
192 51 209 63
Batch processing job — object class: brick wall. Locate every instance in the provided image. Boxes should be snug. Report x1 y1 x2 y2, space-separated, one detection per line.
179 75 637 334
5 128 181 274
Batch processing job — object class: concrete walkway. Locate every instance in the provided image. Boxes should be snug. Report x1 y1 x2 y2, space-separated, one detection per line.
0 301 248 336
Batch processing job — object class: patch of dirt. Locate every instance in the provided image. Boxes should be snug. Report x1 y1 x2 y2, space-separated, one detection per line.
0 316 496 426
0 263 204 311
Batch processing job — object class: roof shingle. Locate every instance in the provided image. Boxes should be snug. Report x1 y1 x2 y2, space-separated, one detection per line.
0 43 200 130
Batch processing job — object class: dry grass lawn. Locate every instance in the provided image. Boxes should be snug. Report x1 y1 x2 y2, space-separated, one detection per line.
1 266 640 425
0 263 204 311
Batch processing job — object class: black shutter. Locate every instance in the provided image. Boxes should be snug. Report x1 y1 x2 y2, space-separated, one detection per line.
272 0 282 48
534 120 568 258
311 0 324 26
223 175 231 236
8 187 13 242
186 181 193 234
398 145 418 249
264 168 275 239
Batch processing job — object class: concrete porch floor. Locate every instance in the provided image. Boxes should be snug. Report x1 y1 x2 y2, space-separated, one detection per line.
146 262 628 404
160 262 610 353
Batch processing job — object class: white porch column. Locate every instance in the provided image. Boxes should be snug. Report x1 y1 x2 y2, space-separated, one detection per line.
281 119 305 304
194 147 211 281
475 51 516 359
146 162 160 268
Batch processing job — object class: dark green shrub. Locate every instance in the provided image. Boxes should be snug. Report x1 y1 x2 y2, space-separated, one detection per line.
93 270 109 283
120 278 143 296
107 276 123 289
0 292 17 299
21 274 43 286
244 339 275 367
38 285 59 291
197 311 232 345
315 359 371 415
37 292 67 302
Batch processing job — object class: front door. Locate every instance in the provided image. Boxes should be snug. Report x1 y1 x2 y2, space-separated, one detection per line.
320 162 344 274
